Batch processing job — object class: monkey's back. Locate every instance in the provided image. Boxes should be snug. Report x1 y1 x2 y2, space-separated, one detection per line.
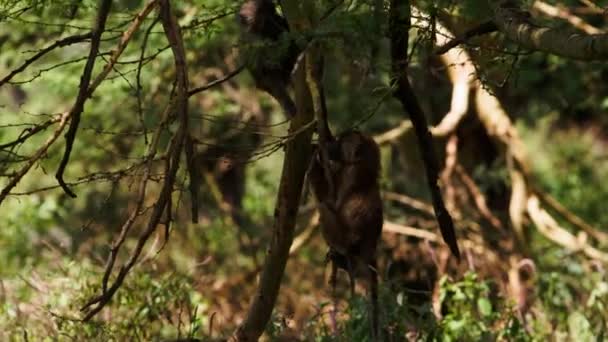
320 186 383 268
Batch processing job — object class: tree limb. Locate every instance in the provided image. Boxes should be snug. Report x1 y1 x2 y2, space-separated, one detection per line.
532 0 602 35
490 0 608 60
234 2 316 339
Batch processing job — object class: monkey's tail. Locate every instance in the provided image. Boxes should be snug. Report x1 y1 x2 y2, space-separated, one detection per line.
274 91 296 118
369 259 380 342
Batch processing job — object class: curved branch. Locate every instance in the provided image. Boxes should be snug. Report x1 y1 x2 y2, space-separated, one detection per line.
55 0 158 197
527 196 608 263
0 32 92 88
55 0 113 197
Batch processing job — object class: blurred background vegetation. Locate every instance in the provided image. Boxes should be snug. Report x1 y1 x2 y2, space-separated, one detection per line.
1 0 608 340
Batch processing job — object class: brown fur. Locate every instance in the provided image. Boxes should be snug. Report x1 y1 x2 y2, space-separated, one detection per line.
308 130 383 340
238 0 299 117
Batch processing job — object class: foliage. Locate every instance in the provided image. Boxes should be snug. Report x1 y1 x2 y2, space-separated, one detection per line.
2 0 608 340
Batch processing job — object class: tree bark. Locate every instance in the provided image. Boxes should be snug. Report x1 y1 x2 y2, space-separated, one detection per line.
234 2 315 339
490 0 608 60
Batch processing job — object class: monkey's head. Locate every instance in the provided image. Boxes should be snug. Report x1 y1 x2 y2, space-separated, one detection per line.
238 0 283 35
327 130 381 180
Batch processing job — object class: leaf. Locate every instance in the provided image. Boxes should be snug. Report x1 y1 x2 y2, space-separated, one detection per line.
568 311 595 342
477 297 492 317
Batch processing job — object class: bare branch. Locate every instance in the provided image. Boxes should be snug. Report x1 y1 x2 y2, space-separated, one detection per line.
56 0 158 197
455 164 503 230
0 113 70 205
383 191 435 216
81 0 190 321
0 116 62 149
187 65 245 97
434 21 497 55
533 188 608 244
55 0 113 198
0 32 92 88
383 221 438 241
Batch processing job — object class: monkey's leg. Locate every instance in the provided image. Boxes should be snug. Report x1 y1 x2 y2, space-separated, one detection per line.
255 78 296 118
329 256 339 335
346 257 356 297
368 260 380 342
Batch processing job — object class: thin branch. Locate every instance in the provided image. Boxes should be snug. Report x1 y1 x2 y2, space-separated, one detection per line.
0 112 70 206
187 65 245 97
455 164 503 230
81 0 189 321
289 211 320 255
441 134 458 215
55 0 158 197
136 14 160 146
434 21 497 55
383 191 435 216
533 187 608 244
0 32 92 88
0 115 62 149
98 99 173 294
55 0 113 198
423 7 478 137
383 221 438 241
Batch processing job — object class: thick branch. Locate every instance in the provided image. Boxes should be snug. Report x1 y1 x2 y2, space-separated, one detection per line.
532 1 602 35
527 196 608 263
389 0 460 259
235 75 314 342
490 0 608 60
234 2 316 340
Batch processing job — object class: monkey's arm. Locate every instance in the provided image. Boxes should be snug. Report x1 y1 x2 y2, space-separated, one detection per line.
308 149 330 202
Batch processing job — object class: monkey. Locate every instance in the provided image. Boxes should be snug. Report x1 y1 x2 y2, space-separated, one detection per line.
308 130 383 340
238 0 299 118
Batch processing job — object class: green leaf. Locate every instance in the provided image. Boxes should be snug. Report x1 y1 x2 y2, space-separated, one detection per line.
477 297 492 317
